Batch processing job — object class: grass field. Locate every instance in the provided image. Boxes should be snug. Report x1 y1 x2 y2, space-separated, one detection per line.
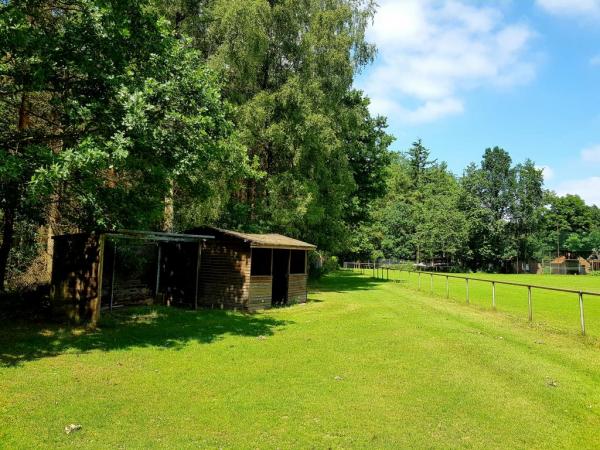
369 269 600 338
2 271 600 448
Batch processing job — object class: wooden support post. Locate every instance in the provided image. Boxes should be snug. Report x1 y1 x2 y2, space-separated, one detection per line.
287 249 291 304
492 282 496 310
579 292 586 336
194 241 202 310
155 244 162 297
110 239 117 312
528 286 533 322
91 234 106 326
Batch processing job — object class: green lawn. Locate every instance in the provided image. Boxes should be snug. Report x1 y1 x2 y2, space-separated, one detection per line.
2 271 600 448
376 269 600 338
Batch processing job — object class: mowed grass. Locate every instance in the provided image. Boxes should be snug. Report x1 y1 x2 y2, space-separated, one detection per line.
1 271 600 449
378 269 600 338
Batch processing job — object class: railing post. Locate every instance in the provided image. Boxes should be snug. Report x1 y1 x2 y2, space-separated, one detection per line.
492 282 496 310
466 278 470 304
528 286 533 322
579 292 586 336
446 276 449 298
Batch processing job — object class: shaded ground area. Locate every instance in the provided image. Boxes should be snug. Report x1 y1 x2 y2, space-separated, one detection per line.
0 307 289 367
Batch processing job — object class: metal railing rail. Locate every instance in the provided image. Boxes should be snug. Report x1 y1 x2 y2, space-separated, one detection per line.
345 263 600 336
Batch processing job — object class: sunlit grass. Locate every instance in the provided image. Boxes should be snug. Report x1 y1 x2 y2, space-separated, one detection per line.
1 271 600 448
377 269 600 338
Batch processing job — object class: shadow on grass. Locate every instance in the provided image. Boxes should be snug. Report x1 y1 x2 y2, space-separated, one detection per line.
0 307 290 368
310 270 390 293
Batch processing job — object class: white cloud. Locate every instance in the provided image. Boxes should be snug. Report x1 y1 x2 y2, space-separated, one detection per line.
536 0 600 18
555 177 600 206
537 165 555 181
582 145 600 163
590 54 600 66
359 0 537 124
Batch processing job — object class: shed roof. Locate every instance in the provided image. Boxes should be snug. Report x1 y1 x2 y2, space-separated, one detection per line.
192 227 316 250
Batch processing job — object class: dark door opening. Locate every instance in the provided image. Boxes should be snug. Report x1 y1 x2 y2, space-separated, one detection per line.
272 249 290 306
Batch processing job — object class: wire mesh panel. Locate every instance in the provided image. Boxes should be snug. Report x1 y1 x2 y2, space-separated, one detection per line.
102 238 159 308
101 237 202 310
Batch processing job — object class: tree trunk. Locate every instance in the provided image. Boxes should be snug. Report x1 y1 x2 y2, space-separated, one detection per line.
163 179 175 232
0 93 30 290
0 190 18 291
43 119 64 280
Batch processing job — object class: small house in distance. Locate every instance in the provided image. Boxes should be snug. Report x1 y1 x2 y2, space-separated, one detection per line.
550 256 590 275
188 227 316 311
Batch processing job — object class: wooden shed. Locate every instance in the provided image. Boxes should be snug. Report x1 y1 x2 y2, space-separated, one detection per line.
50 228 316 323
188 227 316 311
50 230 213 324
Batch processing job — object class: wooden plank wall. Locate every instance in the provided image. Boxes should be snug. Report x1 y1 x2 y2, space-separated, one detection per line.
248 276 272 311
288 274 308 304
199 240 251 310
50 233 101 323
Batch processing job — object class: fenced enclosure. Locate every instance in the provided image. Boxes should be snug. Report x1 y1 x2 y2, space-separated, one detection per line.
344 262 600 337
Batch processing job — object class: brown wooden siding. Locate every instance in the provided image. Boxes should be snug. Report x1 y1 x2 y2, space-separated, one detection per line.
198 240 251 310
50 233 101 323
249 275 272 311
288 274 308 304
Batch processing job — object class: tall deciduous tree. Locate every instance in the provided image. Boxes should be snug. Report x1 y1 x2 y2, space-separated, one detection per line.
461 147 516 270
160 0 389 252
511 160 545 267
0 0 249 289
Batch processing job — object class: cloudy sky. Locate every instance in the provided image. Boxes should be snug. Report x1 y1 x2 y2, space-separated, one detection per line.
355 0 600 206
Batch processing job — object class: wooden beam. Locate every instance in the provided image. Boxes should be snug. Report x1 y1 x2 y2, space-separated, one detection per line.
155 244 162 298
194 241 202 310
287 249 291 304
91 234 106 326
109 240 117 312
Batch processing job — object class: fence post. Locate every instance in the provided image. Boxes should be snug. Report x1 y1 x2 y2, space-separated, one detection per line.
528 286 533 322
492 282 496 310
466 278 470 304
430 273 433 295
446 276 449 298
579 292 586 336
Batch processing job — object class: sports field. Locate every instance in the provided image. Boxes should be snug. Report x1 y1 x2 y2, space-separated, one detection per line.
373 269 600 338
1 271 600 448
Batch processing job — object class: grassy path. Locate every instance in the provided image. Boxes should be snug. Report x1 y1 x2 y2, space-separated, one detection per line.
1 271 600 448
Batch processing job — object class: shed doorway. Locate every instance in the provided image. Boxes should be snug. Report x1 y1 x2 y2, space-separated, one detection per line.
272 249 290 306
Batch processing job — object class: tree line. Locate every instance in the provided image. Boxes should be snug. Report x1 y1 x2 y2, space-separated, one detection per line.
2 1 598 291
0 0 391 289
348 141 600 271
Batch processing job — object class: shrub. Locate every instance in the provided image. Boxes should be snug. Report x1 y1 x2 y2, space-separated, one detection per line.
309 252 339 278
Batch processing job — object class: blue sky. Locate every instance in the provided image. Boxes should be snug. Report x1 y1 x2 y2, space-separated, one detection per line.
355 0 600 205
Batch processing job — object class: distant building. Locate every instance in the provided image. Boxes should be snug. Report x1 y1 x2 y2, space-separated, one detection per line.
550 256 590 275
